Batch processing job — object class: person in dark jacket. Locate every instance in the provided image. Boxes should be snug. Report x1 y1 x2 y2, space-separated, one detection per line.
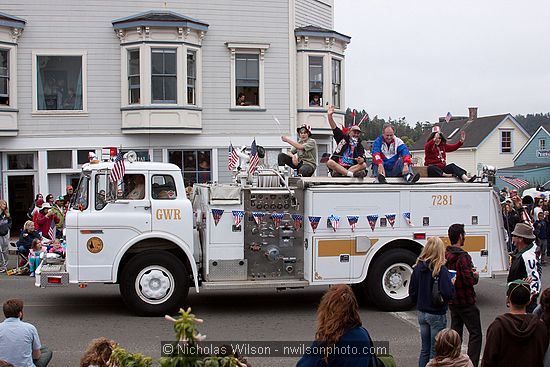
15 221 41 257
410 237 455 367
507 223 541 313
502 202 520 252
326 105 367 178
481 280 548 367
297 284 378 367
0 200 12 272
445 224 482 367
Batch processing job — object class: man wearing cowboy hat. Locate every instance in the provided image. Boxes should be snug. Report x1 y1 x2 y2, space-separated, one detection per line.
326 105 367 178
508 222 541 313
278 123 317 177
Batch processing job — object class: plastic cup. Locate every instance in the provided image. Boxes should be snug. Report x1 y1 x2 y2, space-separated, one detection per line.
448 270 457 280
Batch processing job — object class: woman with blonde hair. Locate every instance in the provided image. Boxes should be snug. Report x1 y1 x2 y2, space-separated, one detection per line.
410 237 455 367
426 328 473 367
0 199 11 272
80 337 117 367
297 284 379 366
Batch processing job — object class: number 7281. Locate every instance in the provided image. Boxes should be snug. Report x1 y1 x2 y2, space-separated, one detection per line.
432 194 453 206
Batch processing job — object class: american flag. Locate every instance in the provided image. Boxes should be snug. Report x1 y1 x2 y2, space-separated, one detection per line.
228 143 239 171
445 112 452 123
385 213 396 228
292 214 303 230
499 176 529 189
403 212 413 226
232 210 244 227
211 209 224 226
252 211 265 225
248 139 260 174
359 112 369 125
47 219 56 240
347 215 359 232
328 215 340 232
308 216 321 233
367 214 378 231
109 152 125 182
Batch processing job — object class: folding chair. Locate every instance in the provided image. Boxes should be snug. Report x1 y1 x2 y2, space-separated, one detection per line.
13 242 30 275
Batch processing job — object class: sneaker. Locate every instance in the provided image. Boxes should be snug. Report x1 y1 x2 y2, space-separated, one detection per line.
405 173 420 184
0 267 6 273
377 174 387 184
353 170 367 179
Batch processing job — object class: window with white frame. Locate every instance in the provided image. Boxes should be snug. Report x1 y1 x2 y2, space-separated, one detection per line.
187 50 196 105
501 130 512 153
236 53 259 106
168 149 211 187
309 56 323 106
0 49 9 105
331 58 341 109
47 150 72 169
35 54 85 111
539 138 546 150
227 43 269 109
151 48 177 104
128 49 140 104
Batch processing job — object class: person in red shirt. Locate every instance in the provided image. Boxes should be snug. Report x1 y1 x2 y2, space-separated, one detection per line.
424 127 476 182
34 204 59 240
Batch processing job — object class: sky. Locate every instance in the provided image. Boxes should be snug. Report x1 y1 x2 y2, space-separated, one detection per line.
334 0 550 125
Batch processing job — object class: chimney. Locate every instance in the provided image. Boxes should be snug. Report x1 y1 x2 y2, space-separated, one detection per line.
468 107 478 121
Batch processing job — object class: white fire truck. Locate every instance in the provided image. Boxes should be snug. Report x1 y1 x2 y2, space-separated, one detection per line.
36 154 509 316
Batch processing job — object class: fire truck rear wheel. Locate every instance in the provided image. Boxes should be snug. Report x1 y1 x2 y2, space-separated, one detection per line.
366 248 416 311
120 252 190 316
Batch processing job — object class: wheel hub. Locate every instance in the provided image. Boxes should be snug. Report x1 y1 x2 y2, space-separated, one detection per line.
382 263 413 300
137 268 173 302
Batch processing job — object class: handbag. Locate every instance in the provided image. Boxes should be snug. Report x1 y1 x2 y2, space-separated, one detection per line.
432 276 445 307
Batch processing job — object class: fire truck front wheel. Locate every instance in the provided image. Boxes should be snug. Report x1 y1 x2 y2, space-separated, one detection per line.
366 249 416 311
120 252 190 316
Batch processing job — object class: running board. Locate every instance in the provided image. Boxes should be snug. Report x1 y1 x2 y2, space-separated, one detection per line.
201 279 309 290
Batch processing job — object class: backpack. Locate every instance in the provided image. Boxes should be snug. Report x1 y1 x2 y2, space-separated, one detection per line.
432 276 445 307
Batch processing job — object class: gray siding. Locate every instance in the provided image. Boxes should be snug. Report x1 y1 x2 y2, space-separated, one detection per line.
3 0 292 140
295 0 333 29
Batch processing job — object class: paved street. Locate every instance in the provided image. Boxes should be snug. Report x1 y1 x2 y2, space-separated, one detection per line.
1 256 549 367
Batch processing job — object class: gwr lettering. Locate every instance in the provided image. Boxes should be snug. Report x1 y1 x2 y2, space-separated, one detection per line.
156 209 181 220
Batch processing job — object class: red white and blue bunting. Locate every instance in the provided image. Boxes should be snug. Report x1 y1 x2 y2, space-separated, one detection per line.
212 210 415 232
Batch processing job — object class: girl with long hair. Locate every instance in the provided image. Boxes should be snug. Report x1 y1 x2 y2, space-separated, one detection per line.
0 199 11 272
409 237 455 367
424 129 475 182
80 337 117 367
297 284 379 366
426 328 473 367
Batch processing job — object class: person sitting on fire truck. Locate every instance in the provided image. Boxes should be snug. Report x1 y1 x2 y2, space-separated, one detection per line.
424 126 476 182
125 175 145 200
278 124 317 177
325 105 367 178
372 123 420 184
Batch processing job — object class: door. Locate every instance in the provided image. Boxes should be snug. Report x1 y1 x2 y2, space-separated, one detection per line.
313 236 352 282
8 175 34 234
150 173 186 238
76 172 152 281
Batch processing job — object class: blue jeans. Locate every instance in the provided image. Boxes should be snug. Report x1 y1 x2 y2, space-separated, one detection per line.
418 311 447 367
372 157 414 177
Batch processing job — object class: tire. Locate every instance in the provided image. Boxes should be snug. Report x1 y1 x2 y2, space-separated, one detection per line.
119 251 190 316
364 248 417 311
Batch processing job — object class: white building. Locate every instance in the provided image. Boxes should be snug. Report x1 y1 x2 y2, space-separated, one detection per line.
0 1 350 230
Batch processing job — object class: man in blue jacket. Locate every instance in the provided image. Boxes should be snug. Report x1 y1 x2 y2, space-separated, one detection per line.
371 124 420 184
